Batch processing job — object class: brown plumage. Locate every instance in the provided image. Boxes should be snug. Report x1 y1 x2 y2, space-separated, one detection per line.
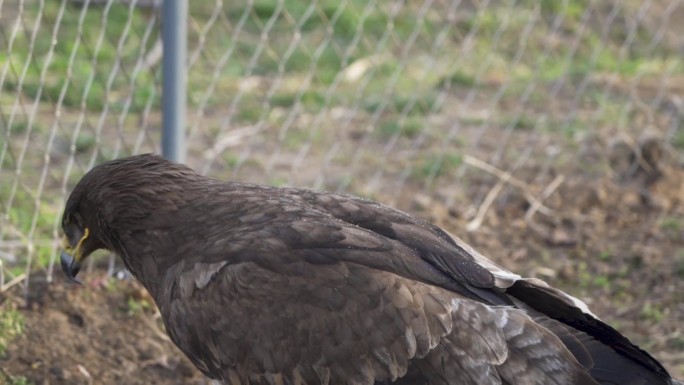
59 154 681 385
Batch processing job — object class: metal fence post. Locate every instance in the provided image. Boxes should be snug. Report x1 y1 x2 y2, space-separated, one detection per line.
162 0 188 163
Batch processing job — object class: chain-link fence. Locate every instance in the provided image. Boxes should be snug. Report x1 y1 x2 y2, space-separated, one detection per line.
1 0 683 379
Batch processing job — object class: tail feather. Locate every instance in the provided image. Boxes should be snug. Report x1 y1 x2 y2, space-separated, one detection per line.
507 280 674 385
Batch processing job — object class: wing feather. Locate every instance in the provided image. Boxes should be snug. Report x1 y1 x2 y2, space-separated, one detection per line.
153 183 675 385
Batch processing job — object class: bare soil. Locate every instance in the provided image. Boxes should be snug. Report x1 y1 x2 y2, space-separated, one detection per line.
0 278 205 385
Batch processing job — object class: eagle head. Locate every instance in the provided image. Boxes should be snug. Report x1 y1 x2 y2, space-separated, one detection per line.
59 153 200 283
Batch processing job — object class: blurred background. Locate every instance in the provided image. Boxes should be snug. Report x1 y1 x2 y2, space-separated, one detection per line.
0 0 683 383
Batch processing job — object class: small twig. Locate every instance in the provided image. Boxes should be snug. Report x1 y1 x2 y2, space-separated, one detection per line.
1 273 27 293
203 125 262 160
77 364 93 385
463 155 562 231
656 351 684 361
525 174 565 222
131 337 172 372
141 310 171 342
138 355 171 370
466 178 506 232
463 155 557 217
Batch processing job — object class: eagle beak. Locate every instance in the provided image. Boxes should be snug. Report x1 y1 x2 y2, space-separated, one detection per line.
60 250 82 284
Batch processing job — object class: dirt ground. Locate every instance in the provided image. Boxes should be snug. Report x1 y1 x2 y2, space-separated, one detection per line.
1 137 683 384
0 278 206 385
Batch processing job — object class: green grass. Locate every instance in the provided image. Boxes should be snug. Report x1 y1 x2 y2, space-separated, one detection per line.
499 115 537 131
270 90 327 110
126 296 152 316
576 260 593 289
675 251 684 279
0 304 24 358
363 93 440 116
660 217 682 231
437 70 478 88
227 0 436 41
5 120 35 135
376 119 423 139
3 0 684 277
75 134 97 153
1 181 63 275
673 130 684 150
660 216 682 241
414 153 464 184
598 250 613 262
7 0 680 122
640 302 665 322
0 1 158 113
283 127 322 150
0 370 30 385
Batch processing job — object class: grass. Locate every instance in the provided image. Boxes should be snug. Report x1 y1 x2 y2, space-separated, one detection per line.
2 0 683 277
414 153 464 184
0 1 158 113
0 304 24 358
363 93 441 116
376 119 423 139
0 370 30 385
598 250 613 262
226 0 437 41
640 302 665 322
1 179 63 277
437 70 478 88
125 296 152 316
673 128 684 150
270 90 327 110
660 216 682 232
75 134 97 153
675 251 684 279
283 127 322 150
5 0 681 121
660 216 683 242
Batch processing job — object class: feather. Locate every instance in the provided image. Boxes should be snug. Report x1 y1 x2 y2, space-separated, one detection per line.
60 154 681 385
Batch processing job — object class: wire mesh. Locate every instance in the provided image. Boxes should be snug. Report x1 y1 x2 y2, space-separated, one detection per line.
0 0 683 376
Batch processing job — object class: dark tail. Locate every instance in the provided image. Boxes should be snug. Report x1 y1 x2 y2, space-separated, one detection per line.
508 280 675 385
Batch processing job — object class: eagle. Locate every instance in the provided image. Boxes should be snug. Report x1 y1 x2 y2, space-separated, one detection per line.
59 154 681 385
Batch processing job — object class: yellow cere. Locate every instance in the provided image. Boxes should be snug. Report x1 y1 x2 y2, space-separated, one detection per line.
63 228 89 258
74 228 90 255
62 236 72 252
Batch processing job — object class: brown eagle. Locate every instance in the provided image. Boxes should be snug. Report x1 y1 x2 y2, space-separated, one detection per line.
60 154 681 385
